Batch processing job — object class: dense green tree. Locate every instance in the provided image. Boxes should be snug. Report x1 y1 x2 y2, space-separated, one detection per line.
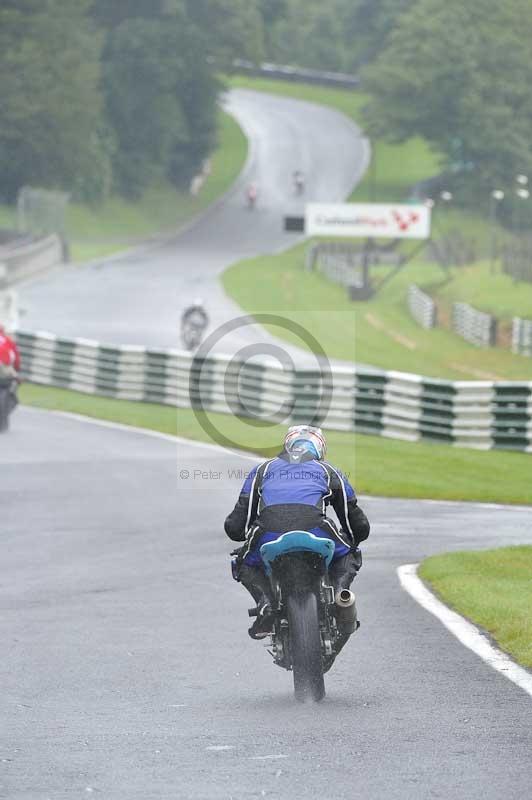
91 0 184 28
262 0 414 72
102 5 220 197
363 0 532 193
339 0 415 69
0 0 109 202
270 0 347 71
185 0 264 65
257 0 287 53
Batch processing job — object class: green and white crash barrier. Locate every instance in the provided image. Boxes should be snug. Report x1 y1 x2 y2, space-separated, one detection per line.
16 330 532 453
512 317 532 357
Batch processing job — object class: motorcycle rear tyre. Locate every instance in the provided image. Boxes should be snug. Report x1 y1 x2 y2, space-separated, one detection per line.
0 388 10 433
287 590 325 703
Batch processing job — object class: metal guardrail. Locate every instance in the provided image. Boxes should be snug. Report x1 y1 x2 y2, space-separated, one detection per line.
407 285 437 329
0 234 63 288
233 59 360 89
306 243 401 288
16 330 532 453
502 240 532 283
512 317 532 357
452 302 497 347
0 290 18 331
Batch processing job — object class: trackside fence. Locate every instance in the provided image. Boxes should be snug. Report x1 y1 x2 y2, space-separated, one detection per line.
16 331 532 453
452 302 497 347
407 285 437 329
0 234 63 287
232 59 360 89
512 318 532 357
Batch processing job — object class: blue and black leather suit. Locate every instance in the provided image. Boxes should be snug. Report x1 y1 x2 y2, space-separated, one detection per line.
225 449 370 598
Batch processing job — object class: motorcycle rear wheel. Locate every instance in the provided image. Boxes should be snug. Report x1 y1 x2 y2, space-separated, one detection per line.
287 590 325 703
0 388 10 433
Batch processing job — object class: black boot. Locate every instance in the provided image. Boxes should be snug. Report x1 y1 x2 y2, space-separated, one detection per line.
329 550 361 593
248 601 274 640
238 565 274 640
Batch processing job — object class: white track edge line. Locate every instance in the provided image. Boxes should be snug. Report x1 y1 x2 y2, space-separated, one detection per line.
20 407 532 511
397 563 532 699
23 406 260 461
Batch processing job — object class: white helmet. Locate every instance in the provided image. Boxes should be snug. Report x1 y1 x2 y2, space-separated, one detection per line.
284 425 327 460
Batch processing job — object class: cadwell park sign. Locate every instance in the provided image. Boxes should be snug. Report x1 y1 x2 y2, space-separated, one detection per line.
305 202 432 240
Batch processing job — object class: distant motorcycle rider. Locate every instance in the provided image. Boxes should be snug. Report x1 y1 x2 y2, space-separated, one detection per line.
0 324 21 412
225 425 370 639
246 182 258 209
180 298 209 350
293 170 305 195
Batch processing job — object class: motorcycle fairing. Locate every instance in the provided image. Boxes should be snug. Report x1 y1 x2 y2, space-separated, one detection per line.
260 530 335 575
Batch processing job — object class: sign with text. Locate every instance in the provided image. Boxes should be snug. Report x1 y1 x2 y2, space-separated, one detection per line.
306 202 432 240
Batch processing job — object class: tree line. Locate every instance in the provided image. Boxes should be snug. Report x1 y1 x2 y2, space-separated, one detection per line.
267 0 532 202
0 0 266 204
1 0 531 207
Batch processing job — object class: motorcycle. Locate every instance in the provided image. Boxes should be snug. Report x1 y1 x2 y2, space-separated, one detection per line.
180 310 208 351
0 368 18 433
293 172 305 196
249 530 359 702
246 184 258 210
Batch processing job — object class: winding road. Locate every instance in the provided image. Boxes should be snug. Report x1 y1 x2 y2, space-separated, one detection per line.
2 409 531 799
18 89 368 358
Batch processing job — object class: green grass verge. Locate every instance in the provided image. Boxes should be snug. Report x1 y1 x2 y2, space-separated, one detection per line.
419 547 532 668
433 261 532 323
225 75 531 379
223 241 532 380
229 74 440 202
20 383 532 505
0 110 247 264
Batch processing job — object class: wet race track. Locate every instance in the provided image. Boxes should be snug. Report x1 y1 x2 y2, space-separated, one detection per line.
2 409 532 799
18 89 368 355
3 90 532 798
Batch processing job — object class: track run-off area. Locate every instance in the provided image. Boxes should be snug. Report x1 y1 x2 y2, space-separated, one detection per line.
3 90 532 798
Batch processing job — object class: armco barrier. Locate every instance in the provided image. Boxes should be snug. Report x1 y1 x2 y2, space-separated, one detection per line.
0 234 63 287
512 317 532 357
233 59 360 89
407 285 437 329
306 242 401 288
16 331 532 453
0 289 18 330
452 302 497 347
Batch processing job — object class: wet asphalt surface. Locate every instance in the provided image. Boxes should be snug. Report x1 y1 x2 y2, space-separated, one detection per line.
18 89 368 362
5 86 531 799
1 409 531 799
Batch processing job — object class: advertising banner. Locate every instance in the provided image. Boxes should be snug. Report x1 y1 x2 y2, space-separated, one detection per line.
306 202 432 240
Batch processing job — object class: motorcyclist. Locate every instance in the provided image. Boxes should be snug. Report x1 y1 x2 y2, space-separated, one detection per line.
181 298 209 345
246 182 258 209
225 425 370 639
293 170 305 195
0 324 21 412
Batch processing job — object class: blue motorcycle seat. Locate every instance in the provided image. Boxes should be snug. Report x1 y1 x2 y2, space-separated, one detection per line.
260 530 335 575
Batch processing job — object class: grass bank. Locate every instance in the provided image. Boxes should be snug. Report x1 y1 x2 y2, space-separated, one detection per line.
20 383 532 505
223 242 532 380
420 547 532 668
0 109 248 263
432 261 532 323
225 76 531 379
